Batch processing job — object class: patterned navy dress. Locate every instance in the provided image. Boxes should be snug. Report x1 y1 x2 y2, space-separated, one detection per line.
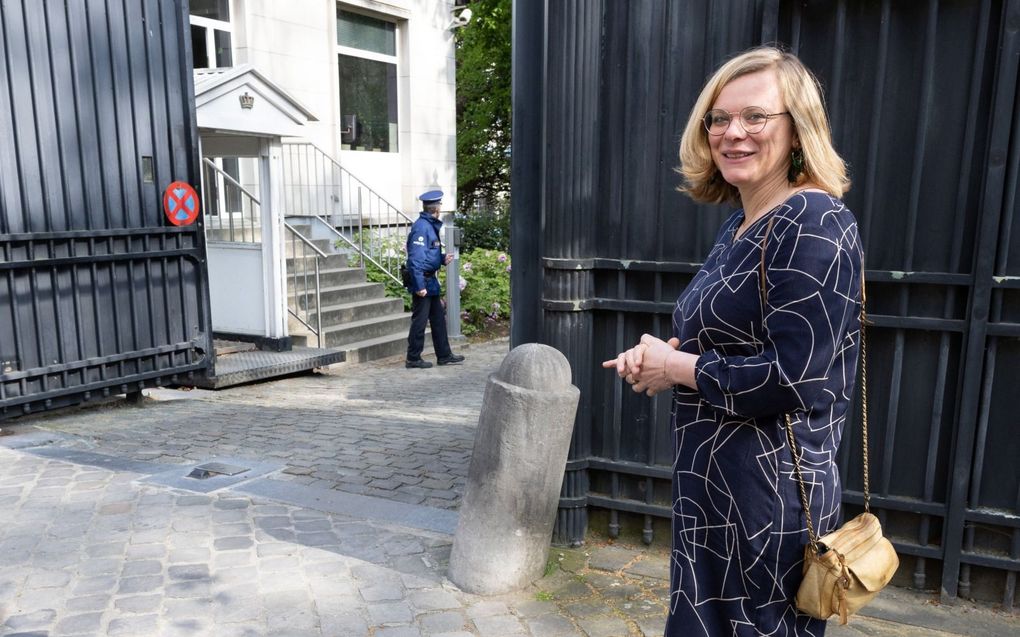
666 191 863 636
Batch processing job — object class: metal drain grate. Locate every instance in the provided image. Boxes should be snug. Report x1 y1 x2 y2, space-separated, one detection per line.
186 462 250 480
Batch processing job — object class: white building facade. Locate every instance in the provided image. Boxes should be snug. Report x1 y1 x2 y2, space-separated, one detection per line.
190 0 459 213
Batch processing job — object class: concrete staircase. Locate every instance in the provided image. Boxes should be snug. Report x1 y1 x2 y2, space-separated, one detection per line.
285 228 417 363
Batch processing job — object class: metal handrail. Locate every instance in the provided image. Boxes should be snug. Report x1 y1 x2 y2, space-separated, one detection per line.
301 215 404 287
281 139 414 225
281 140 414 285
203 157 261 203
283 223 325 348
202 157 260 243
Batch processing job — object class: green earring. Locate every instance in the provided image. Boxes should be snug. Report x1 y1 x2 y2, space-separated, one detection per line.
788 148 804 183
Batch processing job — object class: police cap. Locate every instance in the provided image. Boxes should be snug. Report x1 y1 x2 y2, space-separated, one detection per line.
418 190 444 205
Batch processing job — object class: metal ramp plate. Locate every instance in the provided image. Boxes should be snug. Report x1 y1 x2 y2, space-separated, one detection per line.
187 347 345 389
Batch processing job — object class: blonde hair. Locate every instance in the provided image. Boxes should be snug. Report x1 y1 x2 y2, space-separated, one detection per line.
678 46 849 204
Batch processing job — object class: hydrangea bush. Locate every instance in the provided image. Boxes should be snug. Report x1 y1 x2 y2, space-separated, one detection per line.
456 248 511 335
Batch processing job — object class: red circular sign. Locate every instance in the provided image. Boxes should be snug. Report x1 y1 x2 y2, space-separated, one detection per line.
163 181 200 226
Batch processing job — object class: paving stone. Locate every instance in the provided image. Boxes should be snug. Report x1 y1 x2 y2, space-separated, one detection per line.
65 593 111 611
214 565 260 588
635 616 666 637
562 598 610 617
526 613 583 637
214 536 254 550
211 509 249 523
545 579 593 601
623 555 669 581
115 593 162 613
25 569 72 588
472 614 527 636
2 609 57 631
213 522 253 537
213 498 250 510
293 519 332 532
376 626 423 637
129 528 170 543
361 582 406 602
512 599 561 618
418 611 469 634
213 588 262 623
121 559 163 577
118 575 164 594
55 612 104 634
587 546 639 572
73 575 119 595
213 550 254 569
124 543 166 559
165 580 212 598
265 606 317 633
410 587 463 611
168 547 211 563
575 614 632 637
466 600 511 618
369 601 415 625
107 614 159 636
168 564 210 581
259 555 302 572
254 516 292 530
294 531 339 546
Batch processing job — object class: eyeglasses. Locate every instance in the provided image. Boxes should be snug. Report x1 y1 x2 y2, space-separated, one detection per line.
703 106 790 135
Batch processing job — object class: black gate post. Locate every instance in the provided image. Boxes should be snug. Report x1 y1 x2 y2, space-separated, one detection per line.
510 0 546 347
940 0 1020 599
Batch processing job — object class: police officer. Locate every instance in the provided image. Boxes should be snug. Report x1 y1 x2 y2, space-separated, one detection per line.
404 190 465 369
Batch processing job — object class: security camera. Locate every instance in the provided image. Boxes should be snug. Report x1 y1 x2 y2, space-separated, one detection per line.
448 7 472 29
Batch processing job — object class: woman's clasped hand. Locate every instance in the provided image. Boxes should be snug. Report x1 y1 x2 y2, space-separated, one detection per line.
602 334 685 396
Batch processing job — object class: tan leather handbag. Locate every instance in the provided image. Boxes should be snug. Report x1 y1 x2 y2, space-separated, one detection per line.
760 214 899 624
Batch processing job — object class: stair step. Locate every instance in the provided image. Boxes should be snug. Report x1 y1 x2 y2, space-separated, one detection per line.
310 297 406 327
284 238 337 258
321 313 411 348
286 252 350 270
287 266 365 288
329 331 429 364
288 281 390 307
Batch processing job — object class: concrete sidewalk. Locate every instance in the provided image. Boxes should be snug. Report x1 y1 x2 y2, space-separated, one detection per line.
1 338 1017 636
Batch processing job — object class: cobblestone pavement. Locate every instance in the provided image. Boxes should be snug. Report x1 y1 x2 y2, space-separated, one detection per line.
2 338 1017 636
14 340 510 512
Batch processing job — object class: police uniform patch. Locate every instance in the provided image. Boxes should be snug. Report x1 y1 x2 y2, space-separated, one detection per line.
413 236 425 246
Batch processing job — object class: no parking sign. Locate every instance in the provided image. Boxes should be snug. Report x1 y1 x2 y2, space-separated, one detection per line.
163 181 200 226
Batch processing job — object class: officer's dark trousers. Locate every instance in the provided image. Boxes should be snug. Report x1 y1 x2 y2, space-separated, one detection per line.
406 293 453 361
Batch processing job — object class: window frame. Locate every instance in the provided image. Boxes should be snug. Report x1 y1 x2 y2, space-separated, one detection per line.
335 6 401 153
190 14 233 70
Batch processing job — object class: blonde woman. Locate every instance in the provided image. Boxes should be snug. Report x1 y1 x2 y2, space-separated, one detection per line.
605 47 863 635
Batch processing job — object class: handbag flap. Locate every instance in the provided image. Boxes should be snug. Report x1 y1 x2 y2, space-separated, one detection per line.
817 512 899 592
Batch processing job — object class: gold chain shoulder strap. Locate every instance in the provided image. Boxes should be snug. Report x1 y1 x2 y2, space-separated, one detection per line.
758 212 869 551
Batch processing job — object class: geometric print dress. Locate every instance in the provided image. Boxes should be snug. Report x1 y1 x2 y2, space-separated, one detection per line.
665 191 863 636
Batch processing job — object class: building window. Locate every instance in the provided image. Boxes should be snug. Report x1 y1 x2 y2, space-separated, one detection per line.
190 0 232 70
337 8 398 152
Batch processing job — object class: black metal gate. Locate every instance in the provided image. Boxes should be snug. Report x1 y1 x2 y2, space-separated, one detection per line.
511 0 1020 606
0 0 211 419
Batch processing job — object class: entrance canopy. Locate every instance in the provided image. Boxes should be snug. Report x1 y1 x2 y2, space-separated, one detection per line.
194 64 317 136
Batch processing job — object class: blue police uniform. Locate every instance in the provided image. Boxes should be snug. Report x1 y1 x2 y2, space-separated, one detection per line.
404 190 464 368
406 212 445 297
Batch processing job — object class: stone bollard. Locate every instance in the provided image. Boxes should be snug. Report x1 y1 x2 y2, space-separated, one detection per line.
447 343 580 595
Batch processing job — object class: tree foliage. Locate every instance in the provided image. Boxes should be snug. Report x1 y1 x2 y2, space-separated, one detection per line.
455 0 512 212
